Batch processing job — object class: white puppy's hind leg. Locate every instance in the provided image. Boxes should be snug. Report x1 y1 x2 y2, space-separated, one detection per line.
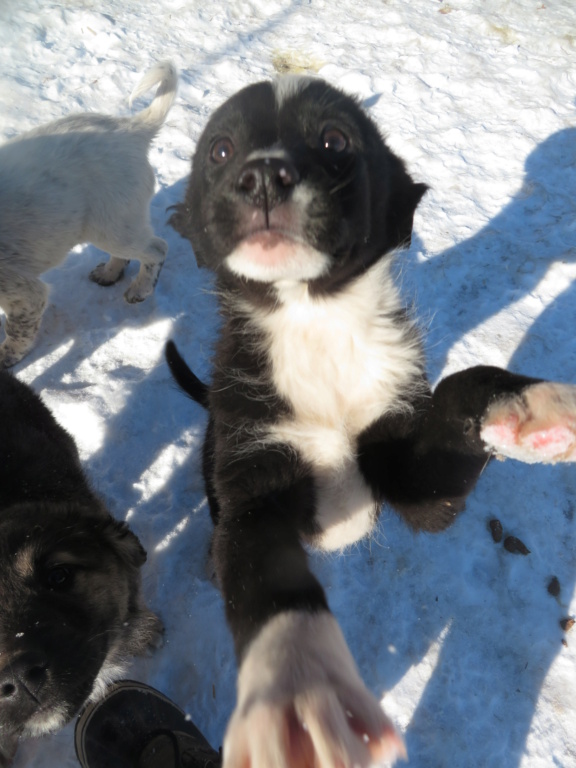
90 234 167 304
224 611 406 768
123 236 167 303
0 273 48 368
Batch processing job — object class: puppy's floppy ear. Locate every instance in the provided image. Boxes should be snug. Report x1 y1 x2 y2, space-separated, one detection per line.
167 203 208 268
167 202 189 236
101 517 147 568
386 157 429 250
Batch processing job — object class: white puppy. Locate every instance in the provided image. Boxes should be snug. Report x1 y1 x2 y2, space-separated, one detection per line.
0 61 177 367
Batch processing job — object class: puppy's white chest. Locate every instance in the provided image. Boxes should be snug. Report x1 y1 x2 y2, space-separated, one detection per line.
268 297 379 431
254 262 422 550
266 265 419 432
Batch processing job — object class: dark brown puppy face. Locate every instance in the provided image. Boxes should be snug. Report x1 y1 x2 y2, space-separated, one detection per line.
171 76 427 293
0 502 150 741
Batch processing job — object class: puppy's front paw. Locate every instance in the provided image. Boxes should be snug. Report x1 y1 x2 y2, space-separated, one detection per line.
481 382 576 463
223 612 405 768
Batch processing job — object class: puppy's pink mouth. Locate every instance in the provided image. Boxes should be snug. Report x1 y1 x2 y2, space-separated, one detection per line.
240 230 299 266
226 230 330 283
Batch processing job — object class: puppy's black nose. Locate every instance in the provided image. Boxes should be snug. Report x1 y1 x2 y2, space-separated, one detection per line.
0 653 49 704
237 157 299 211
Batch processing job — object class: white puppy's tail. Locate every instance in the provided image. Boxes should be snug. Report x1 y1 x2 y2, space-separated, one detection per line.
129 61 178 131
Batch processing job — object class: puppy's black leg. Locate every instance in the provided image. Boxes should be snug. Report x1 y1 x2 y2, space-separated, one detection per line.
359 366 576 532
212 448 405 767
211 450 325 655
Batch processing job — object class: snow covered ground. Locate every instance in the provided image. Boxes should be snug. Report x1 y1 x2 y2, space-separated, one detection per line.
1 0 576 766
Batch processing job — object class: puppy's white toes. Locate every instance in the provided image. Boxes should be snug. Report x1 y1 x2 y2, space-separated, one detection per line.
366 725 408 765
339 683 407 763
224 612 405 768
481 382 576 463
224 691 405 768
297 687 406 768
224 704 292 768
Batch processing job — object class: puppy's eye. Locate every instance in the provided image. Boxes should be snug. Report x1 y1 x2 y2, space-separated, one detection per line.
210 137 235 164
46 565 73 590
320 127 349 153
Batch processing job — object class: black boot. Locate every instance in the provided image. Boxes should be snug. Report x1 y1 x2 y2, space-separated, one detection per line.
74 680 221 768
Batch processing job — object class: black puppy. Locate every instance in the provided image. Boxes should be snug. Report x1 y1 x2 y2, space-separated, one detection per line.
0 373 162 765
168 76 576 767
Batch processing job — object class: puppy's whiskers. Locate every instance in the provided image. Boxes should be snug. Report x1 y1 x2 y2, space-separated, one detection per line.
329 175 354 195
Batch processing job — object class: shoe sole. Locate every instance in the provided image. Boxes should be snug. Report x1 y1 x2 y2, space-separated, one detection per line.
74 680 213 768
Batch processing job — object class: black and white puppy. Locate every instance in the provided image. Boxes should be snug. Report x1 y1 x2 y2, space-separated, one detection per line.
167 76 576 768
0 372 162 766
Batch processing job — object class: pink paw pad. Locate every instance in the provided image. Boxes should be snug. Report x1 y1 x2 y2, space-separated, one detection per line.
481 415 519 449
481 382 576 464
521 425 576 458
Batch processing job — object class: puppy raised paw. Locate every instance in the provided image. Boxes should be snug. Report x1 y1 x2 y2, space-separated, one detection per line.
481 381 576 464
223 611 406 768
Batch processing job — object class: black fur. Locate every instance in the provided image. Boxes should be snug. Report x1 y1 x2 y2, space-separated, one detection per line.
168 78 549 663
169 80 429 302
0 372 162 756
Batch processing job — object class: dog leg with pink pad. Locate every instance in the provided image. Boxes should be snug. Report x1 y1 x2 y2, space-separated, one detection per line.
481 382 576 464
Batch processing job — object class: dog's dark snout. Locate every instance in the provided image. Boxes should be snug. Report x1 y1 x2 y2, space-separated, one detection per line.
0 653 49 703
237 157 299 210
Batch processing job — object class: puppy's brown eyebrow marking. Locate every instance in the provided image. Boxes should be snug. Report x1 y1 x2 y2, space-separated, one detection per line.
14 545 35 578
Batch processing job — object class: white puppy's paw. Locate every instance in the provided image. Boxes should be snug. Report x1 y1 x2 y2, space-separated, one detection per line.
481 382 576 464
223 611 406 768
124 261 164 303
89 258 129 287
0 338 29 368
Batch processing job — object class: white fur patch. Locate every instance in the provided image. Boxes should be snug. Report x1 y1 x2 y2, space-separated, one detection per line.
273 75 316 108
22 705 69 739
245 147 295 163
223 611 405 768
249 258 423 550
20 651 130 737
88 659 131 704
